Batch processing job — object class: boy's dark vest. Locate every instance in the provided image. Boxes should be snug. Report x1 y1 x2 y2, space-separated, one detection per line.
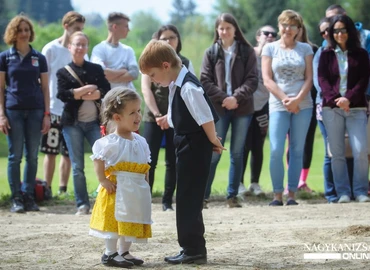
172 72 219 135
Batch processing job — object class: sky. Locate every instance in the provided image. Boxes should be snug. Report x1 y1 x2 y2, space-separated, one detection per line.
71 0 215 23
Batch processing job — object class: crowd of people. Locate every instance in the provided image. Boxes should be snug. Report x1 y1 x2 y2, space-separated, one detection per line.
0 3 370 267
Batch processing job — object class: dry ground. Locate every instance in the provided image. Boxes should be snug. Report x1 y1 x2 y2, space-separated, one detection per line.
1 196 370 270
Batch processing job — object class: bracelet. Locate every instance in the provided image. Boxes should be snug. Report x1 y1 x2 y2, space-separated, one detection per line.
44 111 50 116
154 113 162 118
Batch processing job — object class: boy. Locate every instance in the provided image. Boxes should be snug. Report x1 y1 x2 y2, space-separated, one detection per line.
91 12 138 91
40 11 86 196
138 40 225 264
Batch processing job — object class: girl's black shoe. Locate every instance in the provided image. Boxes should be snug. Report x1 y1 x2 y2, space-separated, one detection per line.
121 251 144 265
101 252 134 268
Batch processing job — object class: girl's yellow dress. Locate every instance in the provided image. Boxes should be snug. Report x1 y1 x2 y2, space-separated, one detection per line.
89 133 152 242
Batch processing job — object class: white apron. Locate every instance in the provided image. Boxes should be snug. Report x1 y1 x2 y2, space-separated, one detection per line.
114 171 152 224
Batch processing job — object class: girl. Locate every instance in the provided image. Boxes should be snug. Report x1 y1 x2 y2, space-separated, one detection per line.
200 13 258 208
89 87 152 268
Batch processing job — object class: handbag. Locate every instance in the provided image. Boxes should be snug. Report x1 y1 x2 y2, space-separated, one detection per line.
64 65 102 119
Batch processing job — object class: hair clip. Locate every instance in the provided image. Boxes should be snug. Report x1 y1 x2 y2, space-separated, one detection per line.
116 96 122 105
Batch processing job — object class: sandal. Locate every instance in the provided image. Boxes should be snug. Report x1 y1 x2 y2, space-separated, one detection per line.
286 199 299 206
269 200 283 206
121 251 144 266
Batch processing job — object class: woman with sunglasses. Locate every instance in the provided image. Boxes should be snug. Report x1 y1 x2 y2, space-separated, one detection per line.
239 25 277 197
261 10 313 206
318 14 370 203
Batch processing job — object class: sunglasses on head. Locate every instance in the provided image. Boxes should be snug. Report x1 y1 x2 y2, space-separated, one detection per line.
261 31 277 37
320 28 328 36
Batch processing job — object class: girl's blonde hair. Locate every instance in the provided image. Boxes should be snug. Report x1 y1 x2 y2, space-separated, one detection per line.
100 87 141 128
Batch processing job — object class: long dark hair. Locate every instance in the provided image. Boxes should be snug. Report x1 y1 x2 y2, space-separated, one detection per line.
327 14 361 50
155 24 182 54
213 13 251 46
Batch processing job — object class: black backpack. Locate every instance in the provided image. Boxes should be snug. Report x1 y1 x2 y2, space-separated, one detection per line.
208 41 250 67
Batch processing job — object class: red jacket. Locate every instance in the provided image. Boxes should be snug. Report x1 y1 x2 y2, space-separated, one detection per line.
318 47 369 108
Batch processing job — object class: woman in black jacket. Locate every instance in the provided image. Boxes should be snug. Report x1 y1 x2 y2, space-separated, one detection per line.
57 31 110 215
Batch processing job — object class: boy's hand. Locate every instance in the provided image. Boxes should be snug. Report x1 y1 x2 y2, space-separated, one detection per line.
100 178 116 194
156 115 169 130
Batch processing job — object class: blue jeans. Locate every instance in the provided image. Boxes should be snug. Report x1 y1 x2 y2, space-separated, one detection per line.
204 111 252 199
322 108 368 198
6 109 43 199
63 120 101 208
269 109 311 193
317 120 337 202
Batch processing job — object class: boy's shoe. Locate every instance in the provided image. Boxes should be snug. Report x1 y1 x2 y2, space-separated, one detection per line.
10 197 25 213
23 194 40 211
248 183 265 196
355 195 370 203
227 197 242 208
101 252 134 268
75 204 90 215
338 195 351 203
238 182 249 195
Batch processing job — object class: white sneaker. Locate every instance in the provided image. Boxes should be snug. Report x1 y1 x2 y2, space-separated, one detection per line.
238 182 248 195
248 183 265 196
338 195 351 203
75 204 90 215
356 195 370 203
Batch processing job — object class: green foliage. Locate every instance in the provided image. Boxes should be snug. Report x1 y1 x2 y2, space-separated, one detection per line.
181 15 213 76
32 23 63 51
129 11 162 47
212 0 370 50
169 0 198 33
16 0 74 24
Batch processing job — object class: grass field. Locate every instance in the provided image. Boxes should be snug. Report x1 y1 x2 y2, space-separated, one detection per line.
0 130 327 199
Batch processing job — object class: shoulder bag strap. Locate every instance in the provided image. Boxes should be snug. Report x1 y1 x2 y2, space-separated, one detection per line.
64 65 84 86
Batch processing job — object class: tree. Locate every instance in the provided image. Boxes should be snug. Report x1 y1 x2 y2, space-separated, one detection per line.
126 11 162 49
17 0 74 24
169 0 197 32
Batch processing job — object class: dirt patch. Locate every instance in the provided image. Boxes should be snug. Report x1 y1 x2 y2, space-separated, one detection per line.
1 197 370 270
340 225 370 237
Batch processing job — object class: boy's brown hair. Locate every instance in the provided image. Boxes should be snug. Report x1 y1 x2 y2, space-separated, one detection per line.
138 40 181 74
62 11 85 27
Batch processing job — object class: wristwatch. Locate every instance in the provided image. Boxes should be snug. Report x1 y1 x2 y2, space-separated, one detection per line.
154 113 162 118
